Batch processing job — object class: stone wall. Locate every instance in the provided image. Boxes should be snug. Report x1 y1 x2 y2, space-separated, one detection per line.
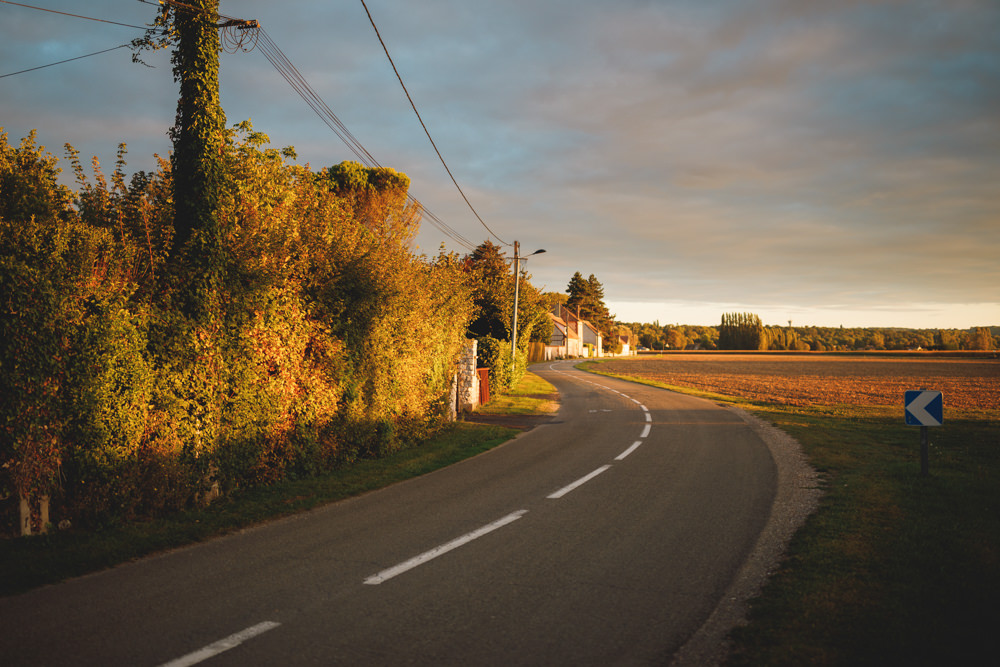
455 338 480 414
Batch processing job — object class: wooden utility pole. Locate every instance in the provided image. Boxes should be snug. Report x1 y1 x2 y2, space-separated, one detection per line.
170 0 226 255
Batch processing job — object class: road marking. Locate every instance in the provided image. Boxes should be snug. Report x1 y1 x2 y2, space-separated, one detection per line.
159 621 281 667
641 405 649 412
641 424 651 438
631 398 642 405
644 412 652 422
548 465 613 499
616 441 643 461
364 510 528 585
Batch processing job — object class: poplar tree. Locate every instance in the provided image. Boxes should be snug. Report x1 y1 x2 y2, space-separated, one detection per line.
718 312 768 350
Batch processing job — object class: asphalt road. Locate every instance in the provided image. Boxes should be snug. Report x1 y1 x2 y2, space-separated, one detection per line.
0 360 778 666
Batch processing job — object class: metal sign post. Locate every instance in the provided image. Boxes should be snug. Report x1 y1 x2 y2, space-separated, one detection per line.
904 390 943 476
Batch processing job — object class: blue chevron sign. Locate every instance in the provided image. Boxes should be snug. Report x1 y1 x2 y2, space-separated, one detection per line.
905 390 943 426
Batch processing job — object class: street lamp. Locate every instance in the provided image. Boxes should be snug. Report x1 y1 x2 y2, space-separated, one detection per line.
511 240 546 375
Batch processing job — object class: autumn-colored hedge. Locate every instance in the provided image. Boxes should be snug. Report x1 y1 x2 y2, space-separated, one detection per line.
0 125 473 534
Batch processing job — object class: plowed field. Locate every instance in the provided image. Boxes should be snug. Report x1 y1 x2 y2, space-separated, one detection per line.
594 354 999 410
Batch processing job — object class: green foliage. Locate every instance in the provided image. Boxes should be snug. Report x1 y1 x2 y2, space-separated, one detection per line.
323 161 414 240
475 335 528 396
65 143 174 290
462 240 547 375
0 210 146 527
0 129 74 225
566 271 617 346
1 0 496 533
665 328 688 350
967 327 995 350
0 122 478 534
465 240 514 342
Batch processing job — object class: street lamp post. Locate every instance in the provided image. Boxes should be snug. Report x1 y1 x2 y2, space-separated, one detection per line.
510 241 546 376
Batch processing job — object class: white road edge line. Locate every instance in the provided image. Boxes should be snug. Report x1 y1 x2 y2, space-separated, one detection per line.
616 441 643 461
364 510 528 585
641 424 651 438
159 621 281 667
547 465 613 499
645 412 652 422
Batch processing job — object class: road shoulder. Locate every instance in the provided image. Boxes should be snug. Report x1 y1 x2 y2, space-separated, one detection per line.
670 407 824 666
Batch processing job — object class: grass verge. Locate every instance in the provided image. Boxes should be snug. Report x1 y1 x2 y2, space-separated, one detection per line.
580 360 999 665
475 370 560 416
0 426 528 598
1 371 558 597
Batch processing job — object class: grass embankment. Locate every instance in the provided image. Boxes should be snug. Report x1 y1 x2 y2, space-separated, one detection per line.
0 372 557 597
580 359 999 665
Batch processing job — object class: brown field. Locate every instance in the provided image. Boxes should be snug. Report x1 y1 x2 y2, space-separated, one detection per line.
594 354 999 411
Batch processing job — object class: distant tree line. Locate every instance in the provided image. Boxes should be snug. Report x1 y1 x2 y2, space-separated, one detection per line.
625 316 998 352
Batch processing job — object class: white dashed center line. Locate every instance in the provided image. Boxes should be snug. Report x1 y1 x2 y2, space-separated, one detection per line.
547 465 613 499
159 621 281 667
364 510 529 585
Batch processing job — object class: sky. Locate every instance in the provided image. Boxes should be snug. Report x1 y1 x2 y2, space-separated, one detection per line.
2 0 998 329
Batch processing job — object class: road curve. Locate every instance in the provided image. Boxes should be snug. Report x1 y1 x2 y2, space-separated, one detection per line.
0 360 806 666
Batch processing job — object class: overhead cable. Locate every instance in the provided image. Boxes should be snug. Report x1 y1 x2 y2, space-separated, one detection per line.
7 0 480 250
0 44 129 79
142 0 477 249
253 26 477 250
358 0 509 247
0 1 148 29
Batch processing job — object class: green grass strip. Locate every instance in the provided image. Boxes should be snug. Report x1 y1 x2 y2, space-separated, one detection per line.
475 369 559 416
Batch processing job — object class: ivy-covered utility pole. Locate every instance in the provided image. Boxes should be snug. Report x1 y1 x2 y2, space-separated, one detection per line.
132 0 227 257
170 0 227 255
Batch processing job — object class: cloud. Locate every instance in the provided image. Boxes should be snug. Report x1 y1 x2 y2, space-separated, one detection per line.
3 0 998 327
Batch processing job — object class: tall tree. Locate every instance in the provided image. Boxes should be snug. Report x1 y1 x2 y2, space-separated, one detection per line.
718 312 767 350
464 241 514 341
967 327 996 350
565 272 590 315
566 272 616 346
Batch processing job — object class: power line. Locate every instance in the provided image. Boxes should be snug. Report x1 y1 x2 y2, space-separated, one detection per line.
0 1 148 29
139 1 478 249
251 26 478 250
0 44 130 79
3 0 483 250
0 1 147 78
139 1 482 250
357 0 509 247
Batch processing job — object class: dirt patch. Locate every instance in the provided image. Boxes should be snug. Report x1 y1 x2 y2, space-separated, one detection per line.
595 354 999 410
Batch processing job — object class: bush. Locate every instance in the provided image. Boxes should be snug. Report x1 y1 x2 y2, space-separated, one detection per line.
0 123 479 533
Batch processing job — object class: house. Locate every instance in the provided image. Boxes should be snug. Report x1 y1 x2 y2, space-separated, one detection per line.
549 304 601 358
543 311 570 360
618 333 631 356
